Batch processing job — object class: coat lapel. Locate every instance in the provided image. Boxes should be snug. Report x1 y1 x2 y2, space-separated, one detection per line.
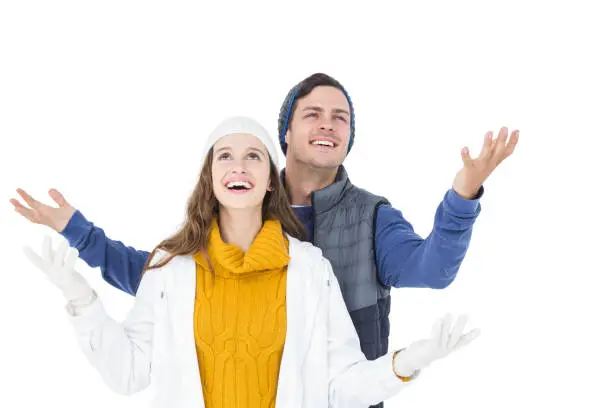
171 256 206 407
275 238 324 407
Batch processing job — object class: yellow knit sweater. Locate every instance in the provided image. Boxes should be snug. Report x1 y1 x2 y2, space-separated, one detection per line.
193 218 290 408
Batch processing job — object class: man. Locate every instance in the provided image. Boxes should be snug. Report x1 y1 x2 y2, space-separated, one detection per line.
12 73 518 405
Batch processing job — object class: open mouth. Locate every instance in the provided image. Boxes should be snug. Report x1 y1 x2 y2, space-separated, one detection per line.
310 139 337 149
224 180 253 194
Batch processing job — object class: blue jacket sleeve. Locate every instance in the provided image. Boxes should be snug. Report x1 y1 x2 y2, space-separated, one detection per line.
375 186 483 289
60 210 150 296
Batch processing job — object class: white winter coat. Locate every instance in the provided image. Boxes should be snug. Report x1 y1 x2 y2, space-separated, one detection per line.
69 236 416 407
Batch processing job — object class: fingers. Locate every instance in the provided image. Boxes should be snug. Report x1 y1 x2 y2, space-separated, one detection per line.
64 247 79 270
460 146 473 167
491 127 511 163
477 127 519 166
42 235 53 264
439 313 453 349
9 198 39 223
454 328 481 350
53 240 69 270
448 314 468 349
478 131 494 161
48 189 70 208
16 188 44 211
23 246 47 271
492 127 519 162
503 130 519 159
430 316 444 341
434 314 480 352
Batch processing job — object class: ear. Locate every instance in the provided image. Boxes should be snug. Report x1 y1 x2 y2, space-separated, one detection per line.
284 129 292 145
266 178 274 192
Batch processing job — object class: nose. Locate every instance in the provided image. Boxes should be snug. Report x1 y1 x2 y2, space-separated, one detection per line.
318 117 334 133
229 159 248 174
230 166 247 174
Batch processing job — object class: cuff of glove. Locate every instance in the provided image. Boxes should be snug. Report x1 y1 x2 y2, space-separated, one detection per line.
392 350 421 382
66 290 97 316
366 351 420 396
67 294 107 333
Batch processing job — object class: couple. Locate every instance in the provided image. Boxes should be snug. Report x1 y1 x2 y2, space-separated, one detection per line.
14 73 518 407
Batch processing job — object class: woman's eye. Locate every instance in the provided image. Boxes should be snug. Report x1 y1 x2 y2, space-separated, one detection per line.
247 153 261 160
218 153 231 160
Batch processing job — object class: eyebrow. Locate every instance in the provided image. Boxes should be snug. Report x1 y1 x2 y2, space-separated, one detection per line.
302 106 350 116
214 146 267 156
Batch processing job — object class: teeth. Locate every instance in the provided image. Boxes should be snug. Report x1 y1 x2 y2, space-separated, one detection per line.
226 181 252 189
312 140 334 147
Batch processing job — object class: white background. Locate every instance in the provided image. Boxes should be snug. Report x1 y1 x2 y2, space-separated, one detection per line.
1 0 611 407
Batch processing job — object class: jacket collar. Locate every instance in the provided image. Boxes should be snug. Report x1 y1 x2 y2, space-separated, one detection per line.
281 165 352 214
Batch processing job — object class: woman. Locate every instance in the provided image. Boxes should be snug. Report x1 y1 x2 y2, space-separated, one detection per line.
24 116 479 408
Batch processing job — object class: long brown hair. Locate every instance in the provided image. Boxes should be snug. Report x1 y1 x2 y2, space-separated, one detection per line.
143 147 306 271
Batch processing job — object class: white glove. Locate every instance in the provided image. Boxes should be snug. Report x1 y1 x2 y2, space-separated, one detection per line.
23 235 95 308
393 314 480 377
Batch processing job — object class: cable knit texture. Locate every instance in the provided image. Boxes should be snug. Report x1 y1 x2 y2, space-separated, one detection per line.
193 218 290 408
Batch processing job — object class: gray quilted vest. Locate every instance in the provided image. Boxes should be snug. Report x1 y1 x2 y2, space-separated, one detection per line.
284 166 391 408
285 166 391 362
310 165 391 363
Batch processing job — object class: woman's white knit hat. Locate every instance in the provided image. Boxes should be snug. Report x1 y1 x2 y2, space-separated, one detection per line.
203 116 279 168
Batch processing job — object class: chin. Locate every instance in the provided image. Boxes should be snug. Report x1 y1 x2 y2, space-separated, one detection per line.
306 156 343 170
217 197 265 212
